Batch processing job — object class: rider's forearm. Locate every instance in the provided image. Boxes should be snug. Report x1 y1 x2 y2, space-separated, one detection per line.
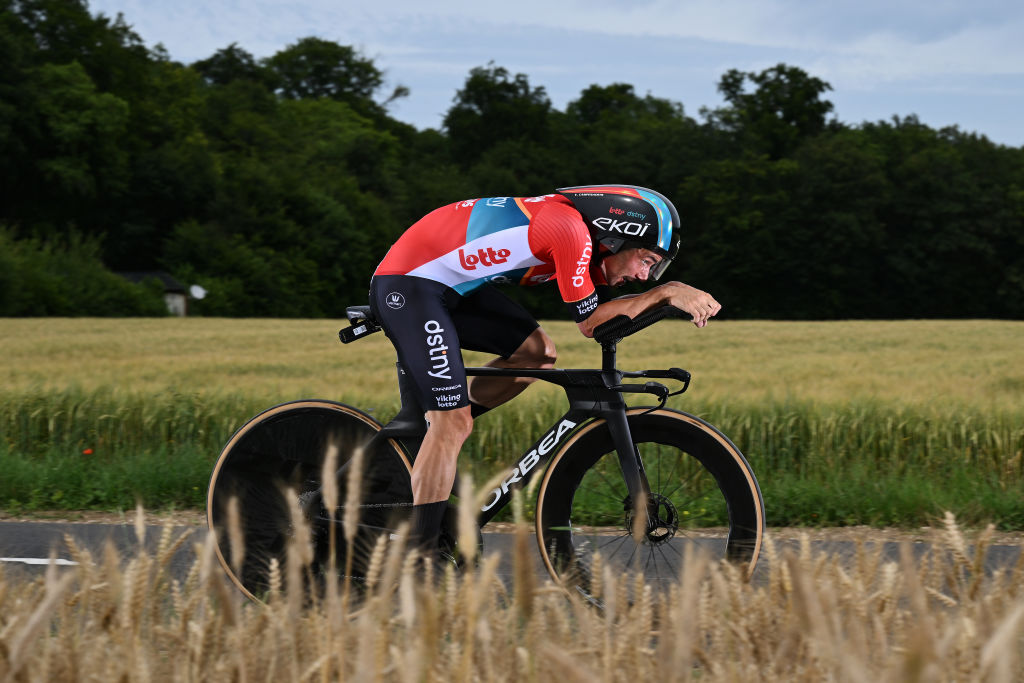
576 287 671 338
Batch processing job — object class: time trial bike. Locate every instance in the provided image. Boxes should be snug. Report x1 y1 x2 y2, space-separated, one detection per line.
206 304 765 602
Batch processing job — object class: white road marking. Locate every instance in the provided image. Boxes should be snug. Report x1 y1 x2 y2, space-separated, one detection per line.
1 557 79 566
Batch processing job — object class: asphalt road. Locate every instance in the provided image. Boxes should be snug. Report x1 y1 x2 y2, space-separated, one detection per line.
2 521 1021 589
0 520 548 586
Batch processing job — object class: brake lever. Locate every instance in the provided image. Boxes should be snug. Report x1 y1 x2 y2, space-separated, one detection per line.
622 368 691 395
608 381 670 400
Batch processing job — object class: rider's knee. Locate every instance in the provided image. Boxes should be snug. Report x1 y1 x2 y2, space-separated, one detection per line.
518 327 557 368
428 406 474 442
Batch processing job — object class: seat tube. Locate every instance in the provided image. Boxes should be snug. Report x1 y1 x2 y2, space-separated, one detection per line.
395 362 412 401
376 360 428 456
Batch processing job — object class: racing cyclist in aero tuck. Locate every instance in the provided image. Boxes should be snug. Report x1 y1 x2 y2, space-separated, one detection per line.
367 185 722 562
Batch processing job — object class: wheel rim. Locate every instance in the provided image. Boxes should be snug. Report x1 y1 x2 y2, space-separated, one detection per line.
537 410 763 598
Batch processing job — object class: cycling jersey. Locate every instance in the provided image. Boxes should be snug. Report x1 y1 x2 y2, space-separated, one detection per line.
374 194 605 322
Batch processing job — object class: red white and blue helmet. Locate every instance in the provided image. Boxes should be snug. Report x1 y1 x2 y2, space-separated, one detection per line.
557 184 681 280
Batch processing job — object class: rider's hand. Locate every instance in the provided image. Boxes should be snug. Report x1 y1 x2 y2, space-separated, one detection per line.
662 281 721 328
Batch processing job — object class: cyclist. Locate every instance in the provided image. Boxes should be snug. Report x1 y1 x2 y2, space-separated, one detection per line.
367 185 721 556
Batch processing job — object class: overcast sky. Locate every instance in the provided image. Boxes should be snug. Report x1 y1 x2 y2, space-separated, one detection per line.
86 0 1023 147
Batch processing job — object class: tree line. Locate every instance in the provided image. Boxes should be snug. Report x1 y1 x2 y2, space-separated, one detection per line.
1 0 1022 319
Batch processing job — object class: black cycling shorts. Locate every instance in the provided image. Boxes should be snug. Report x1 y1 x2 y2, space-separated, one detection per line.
368 275 540 412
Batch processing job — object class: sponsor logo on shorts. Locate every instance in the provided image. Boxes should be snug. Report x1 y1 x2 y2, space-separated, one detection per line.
432 384 463 408
385 292 406 310
435 392 463 408
424 320 452 380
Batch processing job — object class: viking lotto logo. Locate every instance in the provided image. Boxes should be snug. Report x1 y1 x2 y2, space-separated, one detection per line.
385 292 406 310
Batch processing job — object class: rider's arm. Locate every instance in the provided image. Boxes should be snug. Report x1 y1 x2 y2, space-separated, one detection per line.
526 202 720 336
576 281 720 338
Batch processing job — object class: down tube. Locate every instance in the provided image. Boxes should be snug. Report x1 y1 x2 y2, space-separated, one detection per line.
476 409 590 526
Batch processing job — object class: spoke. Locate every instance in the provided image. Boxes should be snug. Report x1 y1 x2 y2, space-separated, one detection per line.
576 464 626 504
660 538 685 560
596 531 632 553
576 481 627 510
587 459 628 499
601 535 632 565
654 444 664 493
652 540 681 578
659 458 706 501
622 539 641 571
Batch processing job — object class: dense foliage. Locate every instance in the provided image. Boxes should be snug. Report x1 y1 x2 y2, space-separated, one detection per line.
1 0 1022 319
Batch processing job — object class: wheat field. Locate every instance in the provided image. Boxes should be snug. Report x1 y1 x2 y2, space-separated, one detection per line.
3 319 1024 678
1 506 1023 681
2 317 1022 411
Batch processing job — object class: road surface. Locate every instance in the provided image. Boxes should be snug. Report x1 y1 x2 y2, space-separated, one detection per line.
2 520 1021 591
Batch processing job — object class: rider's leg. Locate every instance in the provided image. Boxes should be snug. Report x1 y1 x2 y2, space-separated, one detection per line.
468 327 557 414
368 276 475 554
446 285 549 418
409 405 473 551
411 406 473 503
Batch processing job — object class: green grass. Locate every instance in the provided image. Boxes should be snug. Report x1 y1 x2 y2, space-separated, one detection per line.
2 387 1022 528
1 318 1022 528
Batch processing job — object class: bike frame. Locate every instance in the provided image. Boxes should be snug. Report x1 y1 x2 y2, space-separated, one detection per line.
362 337 691 527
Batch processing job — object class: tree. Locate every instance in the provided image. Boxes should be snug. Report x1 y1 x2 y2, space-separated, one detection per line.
32 60 129 196
263 37 406 118
860 117 1024 318
705 63 834 159
567 83 681 125
9 0 153 95
443 62 551 165
559 83 701 201
192 43 271 87
0 228 166 315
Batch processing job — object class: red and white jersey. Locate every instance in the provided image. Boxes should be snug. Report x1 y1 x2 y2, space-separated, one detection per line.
374 194 605 320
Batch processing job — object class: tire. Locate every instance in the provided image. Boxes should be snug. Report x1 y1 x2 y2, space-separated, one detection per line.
535 408 764 598
206 400 414 602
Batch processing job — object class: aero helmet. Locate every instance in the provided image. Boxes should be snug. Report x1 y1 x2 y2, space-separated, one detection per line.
557 184 680 280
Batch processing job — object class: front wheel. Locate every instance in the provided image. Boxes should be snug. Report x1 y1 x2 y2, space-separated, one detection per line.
535 408 764 599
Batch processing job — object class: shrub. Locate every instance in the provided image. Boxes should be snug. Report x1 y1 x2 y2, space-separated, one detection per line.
0 229 166 316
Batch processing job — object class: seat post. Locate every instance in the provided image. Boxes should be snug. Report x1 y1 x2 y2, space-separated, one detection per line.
601 341 618 372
